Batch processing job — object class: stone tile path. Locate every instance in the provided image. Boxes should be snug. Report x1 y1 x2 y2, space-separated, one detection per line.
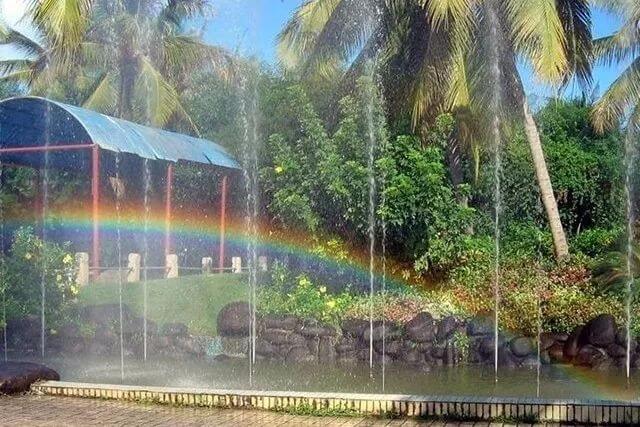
0 394 554 426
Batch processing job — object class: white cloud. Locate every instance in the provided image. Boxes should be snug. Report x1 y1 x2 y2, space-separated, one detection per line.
1 0 29 27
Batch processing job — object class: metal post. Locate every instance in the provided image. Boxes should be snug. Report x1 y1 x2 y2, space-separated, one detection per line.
91 145 100 274
218 175 228 272
165 163 174 256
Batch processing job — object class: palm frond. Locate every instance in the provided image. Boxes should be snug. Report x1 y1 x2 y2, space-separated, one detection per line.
28 0 93 58
82 72 116 113
556 0 592 88
0 29 45 58
506 0 568 83
136 56 181 127
592 56 640 132
277 0 342 70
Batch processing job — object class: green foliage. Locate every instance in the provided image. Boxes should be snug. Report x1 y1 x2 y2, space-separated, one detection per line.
261 81 471 274
494 100 624 236
258 262 354 326
0 227 77 327
571 227 624 257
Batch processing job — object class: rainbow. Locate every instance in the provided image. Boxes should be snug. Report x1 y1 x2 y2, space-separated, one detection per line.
0 203 410 291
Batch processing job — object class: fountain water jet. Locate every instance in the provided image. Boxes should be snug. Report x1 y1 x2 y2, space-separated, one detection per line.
39 104 52 360
623 129 637 381
0 163 5 361
485 0 504 382
115 153 125 381
238 69 260 386
142 158 152 361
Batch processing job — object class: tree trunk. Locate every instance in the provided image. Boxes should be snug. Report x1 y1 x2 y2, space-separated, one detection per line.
522 100 569 259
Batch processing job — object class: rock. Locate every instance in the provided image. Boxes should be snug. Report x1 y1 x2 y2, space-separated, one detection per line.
161 322 188 337
510 337 534 358
57 323 80 339
479 336 496 357
520 355 538 368
431 344 445 359
318 337 336 362
436 316 458 341
262 315 299 331
382 340 403 357
286 346 315 363
405 313 437 342
261 329 290 345
287 333 307 346
498 347 518 368
0 362 60 394
548 342 565 363
606 343 627 358
341 319 369 338
217 302 251 337
306 337 319 356
540 351 551 365
467 317 493 336
579 315 616 347
335 338 357 354
563 326 583 360
402 349 424 364
362 323 386 342
539 332 557 351
615 328 638 350
575 345 609 367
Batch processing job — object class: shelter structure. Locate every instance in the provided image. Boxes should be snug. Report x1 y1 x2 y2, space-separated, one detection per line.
0 96 240 275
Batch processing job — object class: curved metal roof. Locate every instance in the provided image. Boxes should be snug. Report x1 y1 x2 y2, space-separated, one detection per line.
0 96 240 169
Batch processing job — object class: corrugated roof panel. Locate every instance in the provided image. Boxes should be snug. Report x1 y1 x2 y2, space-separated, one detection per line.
0 96 240 169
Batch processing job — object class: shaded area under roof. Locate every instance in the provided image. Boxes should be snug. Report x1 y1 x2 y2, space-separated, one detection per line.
0 96 240 170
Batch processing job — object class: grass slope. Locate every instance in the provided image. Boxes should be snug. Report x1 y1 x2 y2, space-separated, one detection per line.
78 274 248 335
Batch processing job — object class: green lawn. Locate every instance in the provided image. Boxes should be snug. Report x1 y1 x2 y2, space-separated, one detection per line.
78 274 248 335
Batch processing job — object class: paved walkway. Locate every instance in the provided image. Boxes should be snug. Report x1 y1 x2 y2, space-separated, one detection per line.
0 394 553 426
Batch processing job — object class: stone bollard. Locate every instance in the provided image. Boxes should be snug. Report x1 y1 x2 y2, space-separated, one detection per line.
258 256 268 272
166 254 179 278
75 252 89 287
127 253 141 283
231 256 242 273
202 257 213 274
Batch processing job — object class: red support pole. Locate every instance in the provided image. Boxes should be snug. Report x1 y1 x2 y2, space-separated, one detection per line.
91 145 100 274
218 175 228 272
164 163 174 256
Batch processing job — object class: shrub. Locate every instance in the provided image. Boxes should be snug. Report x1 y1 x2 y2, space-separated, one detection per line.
0 227 77 328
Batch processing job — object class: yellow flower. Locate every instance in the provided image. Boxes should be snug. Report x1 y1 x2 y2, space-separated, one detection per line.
24 253 32 260
56 274 62 282
274 166 283 174
326 300 336 309
63 254 73 264
319 286 327 294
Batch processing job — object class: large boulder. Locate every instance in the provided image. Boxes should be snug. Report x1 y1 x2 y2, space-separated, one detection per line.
578 315 616 347
467 317 493 336
575 344 609 368
286 346 315 363
261 315 299 331
436 316 459 341
217 302 251 337
405 313 437 343
510 337 534 358
0 362 59 394
341 319 369 339
563 326 583 360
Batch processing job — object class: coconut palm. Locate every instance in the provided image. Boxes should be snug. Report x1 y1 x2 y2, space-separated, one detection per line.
278 0 592 260
591 1 640 133
1 0 231 131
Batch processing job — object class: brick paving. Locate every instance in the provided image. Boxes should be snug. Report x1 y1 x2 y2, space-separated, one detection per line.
0 394 548 426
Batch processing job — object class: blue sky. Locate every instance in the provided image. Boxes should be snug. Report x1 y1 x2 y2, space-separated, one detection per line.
0 0 627 99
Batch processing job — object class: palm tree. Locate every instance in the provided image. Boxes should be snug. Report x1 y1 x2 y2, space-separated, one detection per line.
1 0 231 131
591 1 640 132
278 0 592 260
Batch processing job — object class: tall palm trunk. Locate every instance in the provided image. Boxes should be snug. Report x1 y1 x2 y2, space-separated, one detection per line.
522 100 569 259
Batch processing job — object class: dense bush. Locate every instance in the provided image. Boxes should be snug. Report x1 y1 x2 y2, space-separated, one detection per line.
0 227 77 328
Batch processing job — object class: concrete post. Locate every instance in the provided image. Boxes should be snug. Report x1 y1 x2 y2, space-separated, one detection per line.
202 257 213 274
231 256 242 273
75 252 89 287
166 254 179 278
258 256 268 272
127 253 141 283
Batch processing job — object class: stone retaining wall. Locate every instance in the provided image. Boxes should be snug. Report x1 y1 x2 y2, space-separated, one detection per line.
31 381 640 424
